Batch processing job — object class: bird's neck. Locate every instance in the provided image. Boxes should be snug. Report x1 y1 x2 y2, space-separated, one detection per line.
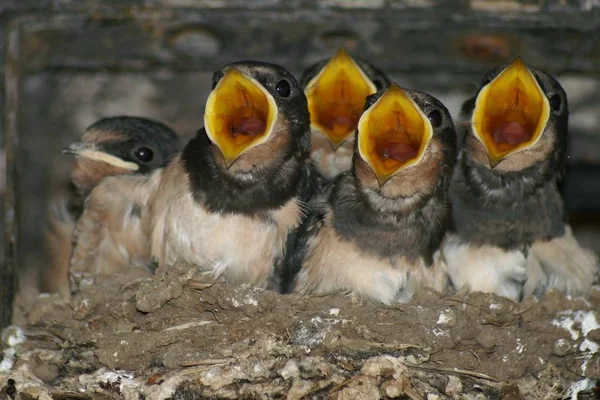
183 133 305 216
329 173 450 265
450 149 566 249
461 146 561 203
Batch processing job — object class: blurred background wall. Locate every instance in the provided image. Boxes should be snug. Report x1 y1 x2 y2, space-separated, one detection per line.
1 0 599 326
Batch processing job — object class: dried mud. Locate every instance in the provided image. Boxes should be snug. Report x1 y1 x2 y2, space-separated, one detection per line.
2 264 600 400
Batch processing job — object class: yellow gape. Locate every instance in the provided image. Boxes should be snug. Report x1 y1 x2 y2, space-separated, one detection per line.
358 84 433 187
204 69 278 167
305 48 377 149
471 58 550 167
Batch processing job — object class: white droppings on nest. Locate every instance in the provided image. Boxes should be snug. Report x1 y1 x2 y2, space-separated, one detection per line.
329 308 340 317
566 378 597 400
516 338 525 355
74 368 142 399
580 339 599 354
101 370 135 383
230 285 262 308
0 326 26 373
163 320 213 331
0 348 16 373
436 309 454 325
230 294 258 307
552 310 600 375
432 328 448 337
502 355 508 363
2 326 26 347
579 339 599 375
311 316 351 326
552 310 600 340
294 315 352 349
279 359 300 380
245 296 258 306
489 303 502 310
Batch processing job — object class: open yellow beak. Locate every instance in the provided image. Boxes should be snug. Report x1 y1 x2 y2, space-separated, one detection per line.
204 69 278 167
472 58 550 167
358 84 433 187
305 48 378 149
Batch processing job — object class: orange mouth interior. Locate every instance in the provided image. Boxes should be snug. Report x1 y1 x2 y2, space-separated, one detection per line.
358 84 432 186
472 58 550 165
204 69 277 166
305 49 377 148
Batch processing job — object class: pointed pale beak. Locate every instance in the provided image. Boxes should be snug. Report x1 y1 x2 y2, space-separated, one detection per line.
204 68 278 168
471 57 550 167
62 141 139 171
357 84 433 187
305 48 377 149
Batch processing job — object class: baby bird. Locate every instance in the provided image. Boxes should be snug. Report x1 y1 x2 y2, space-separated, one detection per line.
301 48 390 179
288 84 457 304
442 58 599 300
144 61 322 291
56 117 180 295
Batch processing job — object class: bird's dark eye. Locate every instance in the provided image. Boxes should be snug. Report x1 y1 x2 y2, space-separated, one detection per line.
134 147 154 162
427 109 443 128
275 80 291 98
548 94 561 112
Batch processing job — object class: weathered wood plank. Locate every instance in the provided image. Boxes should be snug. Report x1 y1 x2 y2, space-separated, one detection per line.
1 23 21 329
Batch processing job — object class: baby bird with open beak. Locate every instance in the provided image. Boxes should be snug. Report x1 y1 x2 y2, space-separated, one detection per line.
301 48 391 180
144 61 322 291
442 58 599 300
287 84 457 304
42 117 180 297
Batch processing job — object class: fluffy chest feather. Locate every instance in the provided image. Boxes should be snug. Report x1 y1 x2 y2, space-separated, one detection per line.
294 215 447 304
310 130 354 179
151 160 303 288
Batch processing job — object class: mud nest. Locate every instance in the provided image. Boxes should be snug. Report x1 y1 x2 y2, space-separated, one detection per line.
1 262 600 399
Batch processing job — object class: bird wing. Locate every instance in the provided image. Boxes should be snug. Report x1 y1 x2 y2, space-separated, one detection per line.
277 162 331 293
528 225 599 296
69 172 159 291
41 191 78 297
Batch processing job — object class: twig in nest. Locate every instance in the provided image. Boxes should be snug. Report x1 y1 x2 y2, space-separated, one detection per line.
328 375 361 396
178 362 232 376
444 298 489 312
181 358 232 367
207 309 222 324
328 336 429 353
470 350 481 366
186 280 213 290
51 392 92 400
119 277 148 293
405 363 499 382
513 306 534 316
162 320 213 331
